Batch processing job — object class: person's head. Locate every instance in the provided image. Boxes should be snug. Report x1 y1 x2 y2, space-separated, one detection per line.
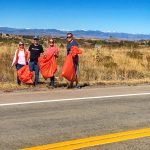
66 33 73 42
33 36 39 45
19 41 24 49
49 38 55 47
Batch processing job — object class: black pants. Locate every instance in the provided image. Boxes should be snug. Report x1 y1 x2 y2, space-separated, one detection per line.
50 76 55 87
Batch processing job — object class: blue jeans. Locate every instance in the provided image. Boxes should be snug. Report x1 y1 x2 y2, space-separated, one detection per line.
29 61 39 85
16 64 25 85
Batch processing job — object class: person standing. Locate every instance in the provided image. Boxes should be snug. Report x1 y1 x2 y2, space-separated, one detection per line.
11 42 29 85
46 38 59 88
28 36 44 86
66 33 80 88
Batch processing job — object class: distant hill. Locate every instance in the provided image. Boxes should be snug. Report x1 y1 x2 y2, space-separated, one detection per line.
0 27 150 40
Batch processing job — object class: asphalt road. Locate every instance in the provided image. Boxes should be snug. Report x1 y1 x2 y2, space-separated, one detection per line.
1 85 150 150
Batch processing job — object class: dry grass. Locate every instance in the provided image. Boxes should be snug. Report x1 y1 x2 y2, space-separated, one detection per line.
79 47 150 82
1 41 150 91
0 82 28 91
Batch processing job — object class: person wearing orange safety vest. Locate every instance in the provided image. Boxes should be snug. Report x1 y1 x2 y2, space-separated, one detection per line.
11 42 29 85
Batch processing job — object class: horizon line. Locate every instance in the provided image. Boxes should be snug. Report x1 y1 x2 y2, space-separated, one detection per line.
0 26 150 35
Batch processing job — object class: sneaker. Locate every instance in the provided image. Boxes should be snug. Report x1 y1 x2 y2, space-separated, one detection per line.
75 85 81 89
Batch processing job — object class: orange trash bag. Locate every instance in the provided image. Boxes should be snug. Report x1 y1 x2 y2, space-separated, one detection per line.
17 65 33 84
38 54 57 80
62 54 76 82
70 46 82 57
62 46 82 82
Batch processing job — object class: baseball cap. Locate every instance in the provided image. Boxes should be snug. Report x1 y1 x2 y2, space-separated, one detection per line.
33 35 39 40
66 33 73 39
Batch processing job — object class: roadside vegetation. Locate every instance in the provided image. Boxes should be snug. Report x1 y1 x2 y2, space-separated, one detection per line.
0 34 150 91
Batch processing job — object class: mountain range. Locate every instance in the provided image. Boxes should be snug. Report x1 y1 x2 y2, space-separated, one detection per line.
0 27 150 40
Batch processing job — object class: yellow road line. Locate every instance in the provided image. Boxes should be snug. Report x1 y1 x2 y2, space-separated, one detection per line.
21 128 150 150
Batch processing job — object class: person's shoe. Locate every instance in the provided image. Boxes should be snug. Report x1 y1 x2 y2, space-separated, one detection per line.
47 85 55 89
33 82 39 87
75 85 81 89
67 84 73 89
33 82 35 86
50 85 55 89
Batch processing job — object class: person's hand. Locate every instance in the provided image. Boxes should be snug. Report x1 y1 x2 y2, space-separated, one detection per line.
43 53 46 58
54 52 58 58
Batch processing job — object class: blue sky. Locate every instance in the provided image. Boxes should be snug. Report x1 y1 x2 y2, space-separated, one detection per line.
0 0 150 34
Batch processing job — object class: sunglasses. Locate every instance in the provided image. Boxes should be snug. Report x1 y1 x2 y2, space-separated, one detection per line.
66 36 72 39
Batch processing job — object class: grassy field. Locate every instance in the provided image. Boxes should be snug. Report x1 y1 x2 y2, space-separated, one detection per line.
0 35 150 90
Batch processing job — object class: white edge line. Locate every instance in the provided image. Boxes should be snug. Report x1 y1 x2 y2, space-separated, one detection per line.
0 93 150 107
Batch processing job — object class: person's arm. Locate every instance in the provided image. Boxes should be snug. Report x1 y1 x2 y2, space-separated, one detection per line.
41 45 44 53
28 45 32 61
27 51 30 60
26 50 30 64
40 45 45 56
11 50 17 67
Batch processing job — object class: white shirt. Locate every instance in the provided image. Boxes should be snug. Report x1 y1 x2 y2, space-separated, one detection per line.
12 50 26 65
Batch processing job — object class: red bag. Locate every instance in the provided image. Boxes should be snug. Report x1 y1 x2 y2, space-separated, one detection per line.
62 54 76 82
62 46 82 82
38 54 57 80
70 46 82 57
17 65 33 84
62 46 82 81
